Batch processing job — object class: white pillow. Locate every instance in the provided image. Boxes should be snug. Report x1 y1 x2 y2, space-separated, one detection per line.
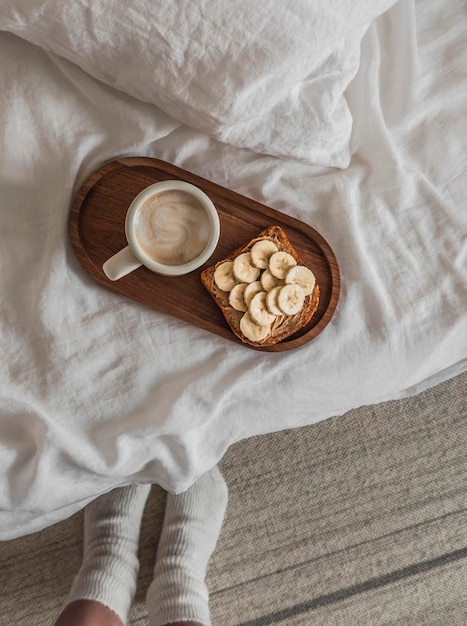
0 0 396 167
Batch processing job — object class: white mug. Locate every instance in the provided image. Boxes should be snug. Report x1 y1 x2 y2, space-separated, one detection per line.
103 180 220 281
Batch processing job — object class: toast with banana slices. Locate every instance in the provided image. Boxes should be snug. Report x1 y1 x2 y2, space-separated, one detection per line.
201 225 320 347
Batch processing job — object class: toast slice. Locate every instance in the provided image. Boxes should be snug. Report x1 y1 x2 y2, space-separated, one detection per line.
201 225 320 347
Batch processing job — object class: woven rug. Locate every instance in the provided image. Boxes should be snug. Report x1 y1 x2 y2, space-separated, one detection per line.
2 371 466 625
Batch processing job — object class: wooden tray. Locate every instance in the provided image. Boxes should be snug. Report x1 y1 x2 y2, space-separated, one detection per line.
69 157 340 351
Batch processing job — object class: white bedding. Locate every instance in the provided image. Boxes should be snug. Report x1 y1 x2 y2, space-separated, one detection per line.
1 0 466 540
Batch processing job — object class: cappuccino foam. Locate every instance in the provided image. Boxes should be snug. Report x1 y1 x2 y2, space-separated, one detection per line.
134 190 211 266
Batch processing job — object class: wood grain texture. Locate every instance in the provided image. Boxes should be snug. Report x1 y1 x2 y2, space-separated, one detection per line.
69 157 340 351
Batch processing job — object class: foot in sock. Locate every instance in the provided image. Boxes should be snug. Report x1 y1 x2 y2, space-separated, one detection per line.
146 466 228 626
55 483 151 626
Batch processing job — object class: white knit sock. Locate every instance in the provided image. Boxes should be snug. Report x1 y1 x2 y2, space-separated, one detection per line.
146 467 228 626
67 484 151 625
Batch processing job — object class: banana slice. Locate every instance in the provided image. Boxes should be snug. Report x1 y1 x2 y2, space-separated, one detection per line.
243 280 263 306
228 283 248 312
233 252 261 283
285 265 316 295
260 269 283 292
277 284 305 315
214 261 237 292
250 240 279 269
265 285 284 316
240 312 272 342
249 291 277 326
268 251 297 279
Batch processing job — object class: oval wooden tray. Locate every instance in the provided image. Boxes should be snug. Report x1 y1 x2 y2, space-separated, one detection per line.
69 157 340 351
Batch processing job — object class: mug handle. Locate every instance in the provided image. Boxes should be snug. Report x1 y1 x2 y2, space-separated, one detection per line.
102 246 142 281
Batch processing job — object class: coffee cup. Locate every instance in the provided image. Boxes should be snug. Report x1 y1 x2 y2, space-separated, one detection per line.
103 180 220 281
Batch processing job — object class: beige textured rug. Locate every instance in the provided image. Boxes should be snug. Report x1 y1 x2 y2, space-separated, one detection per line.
2 371 466 625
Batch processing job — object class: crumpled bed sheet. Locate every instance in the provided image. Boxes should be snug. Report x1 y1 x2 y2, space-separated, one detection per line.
0 0 466 540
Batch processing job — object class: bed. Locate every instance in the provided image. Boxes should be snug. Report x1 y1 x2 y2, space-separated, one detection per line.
1 0 466 541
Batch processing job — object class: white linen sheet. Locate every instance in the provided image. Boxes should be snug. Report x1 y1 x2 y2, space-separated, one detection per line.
0 0 466 540
0 0 397 168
